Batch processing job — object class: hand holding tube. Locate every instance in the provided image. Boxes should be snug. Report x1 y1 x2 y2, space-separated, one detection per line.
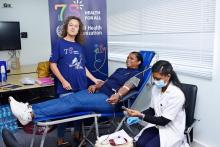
125 108 143 118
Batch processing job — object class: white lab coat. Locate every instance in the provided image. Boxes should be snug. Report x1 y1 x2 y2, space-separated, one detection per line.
135 83 189 147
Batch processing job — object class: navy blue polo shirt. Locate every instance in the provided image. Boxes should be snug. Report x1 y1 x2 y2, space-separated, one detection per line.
99 68 142 97
49 39 87 95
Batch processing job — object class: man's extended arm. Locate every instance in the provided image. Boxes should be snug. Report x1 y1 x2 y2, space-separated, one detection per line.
107 77 140 104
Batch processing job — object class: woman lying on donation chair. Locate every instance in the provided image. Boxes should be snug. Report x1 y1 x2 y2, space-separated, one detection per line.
9 51 143 126
124 60 189 147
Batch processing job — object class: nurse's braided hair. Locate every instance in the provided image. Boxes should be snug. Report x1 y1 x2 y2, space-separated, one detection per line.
152 60 182 91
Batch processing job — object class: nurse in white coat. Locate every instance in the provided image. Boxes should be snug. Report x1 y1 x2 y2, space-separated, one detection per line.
125 60 189 147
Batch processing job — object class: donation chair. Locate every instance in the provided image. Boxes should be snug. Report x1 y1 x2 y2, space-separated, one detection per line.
2 128 23 147
97 51 155 132
181 83 198 144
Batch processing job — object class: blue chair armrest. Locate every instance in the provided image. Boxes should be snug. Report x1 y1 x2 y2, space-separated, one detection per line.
121 90 139 101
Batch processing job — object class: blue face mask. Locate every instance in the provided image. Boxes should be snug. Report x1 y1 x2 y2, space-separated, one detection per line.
154 80 167 88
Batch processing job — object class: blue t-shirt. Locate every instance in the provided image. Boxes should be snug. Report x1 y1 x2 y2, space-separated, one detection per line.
99 68 142 97
49 39 87 95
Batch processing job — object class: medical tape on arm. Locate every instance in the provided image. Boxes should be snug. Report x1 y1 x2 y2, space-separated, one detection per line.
123 85 130 91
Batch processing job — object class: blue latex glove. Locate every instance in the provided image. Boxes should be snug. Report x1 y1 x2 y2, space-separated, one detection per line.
126 117 141 125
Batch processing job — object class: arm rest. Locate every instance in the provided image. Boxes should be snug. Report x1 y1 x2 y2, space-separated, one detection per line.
121 90 139 102
185 118 199 144
185 118 199 134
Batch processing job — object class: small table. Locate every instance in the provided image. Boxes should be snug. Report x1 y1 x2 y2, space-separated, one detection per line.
0 65 55 104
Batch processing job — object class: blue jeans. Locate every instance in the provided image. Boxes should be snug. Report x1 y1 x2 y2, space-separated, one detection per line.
57 92 75 139
32 89 115 119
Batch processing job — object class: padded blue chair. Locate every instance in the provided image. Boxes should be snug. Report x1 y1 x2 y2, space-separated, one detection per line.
30 50 155 147
96 51 155 132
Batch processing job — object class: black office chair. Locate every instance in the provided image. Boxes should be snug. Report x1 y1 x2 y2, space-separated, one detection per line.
181 83 198 144
2 128 23 147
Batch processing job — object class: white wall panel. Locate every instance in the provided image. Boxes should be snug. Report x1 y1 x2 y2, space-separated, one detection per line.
107 0 215 79
0 0 51 65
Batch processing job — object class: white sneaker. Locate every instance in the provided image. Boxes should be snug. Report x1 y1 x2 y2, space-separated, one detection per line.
9 96 29 109
9 96 33 125
9 96 28 115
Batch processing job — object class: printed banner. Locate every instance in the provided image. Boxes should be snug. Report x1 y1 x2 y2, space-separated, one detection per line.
48 0 108 82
